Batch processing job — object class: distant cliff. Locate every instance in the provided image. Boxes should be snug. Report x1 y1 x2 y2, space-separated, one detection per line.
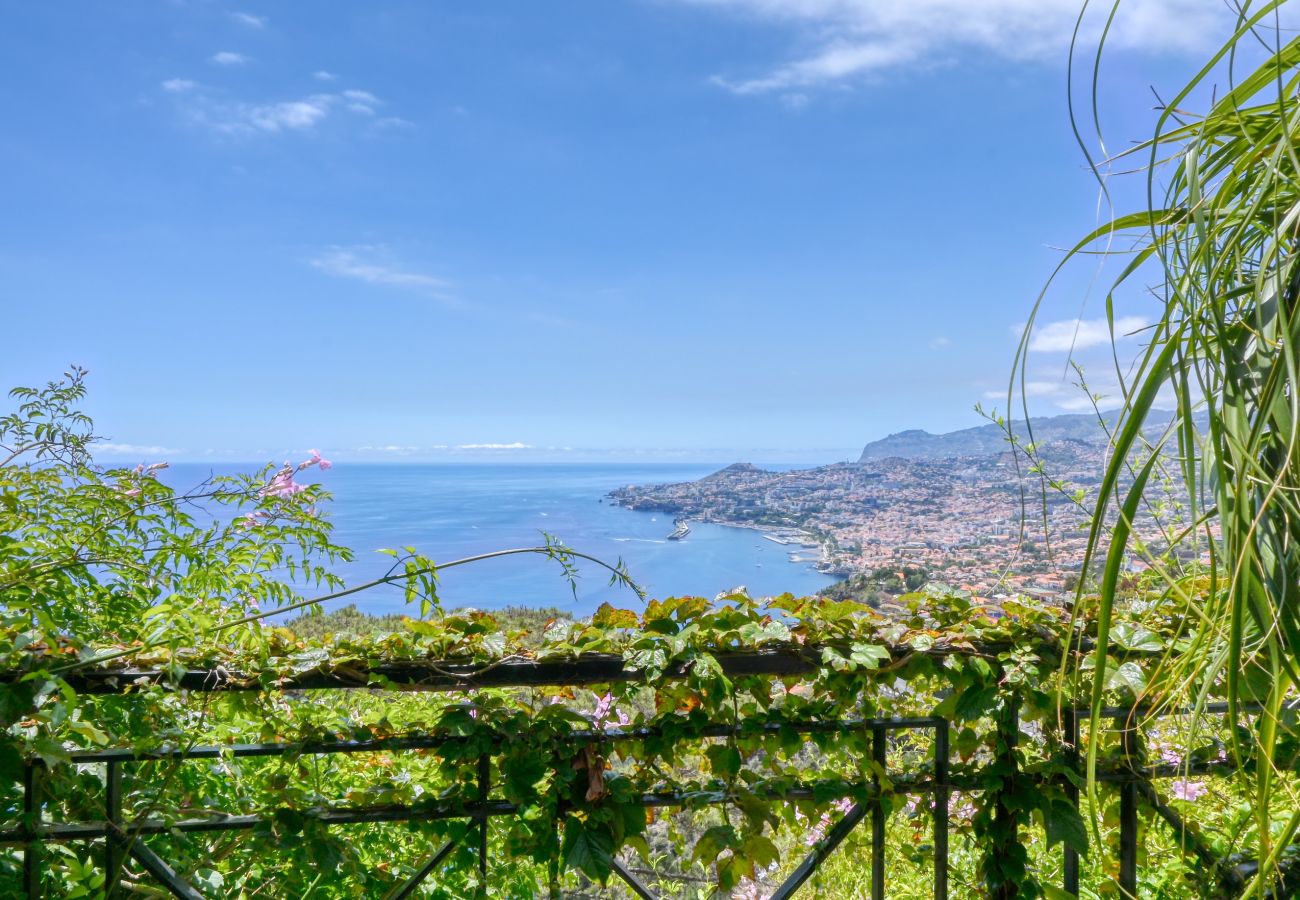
857 410 1179 462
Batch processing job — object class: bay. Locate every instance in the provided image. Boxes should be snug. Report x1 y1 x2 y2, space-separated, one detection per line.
164 462 835 617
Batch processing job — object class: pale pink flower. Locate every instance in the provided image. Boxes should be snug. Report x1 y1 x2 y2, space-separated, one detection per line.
262 468 305 498
805 812 832 846
123 487 142 498
1160 748 1183 767
590 693 630 731
833 798 854 814
1171 780 1208 802
237 511 268 529
307 449 333 470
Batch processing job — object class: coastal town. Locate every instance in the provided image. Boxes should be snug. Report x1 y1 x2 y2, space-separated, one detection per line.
607 419 1190 605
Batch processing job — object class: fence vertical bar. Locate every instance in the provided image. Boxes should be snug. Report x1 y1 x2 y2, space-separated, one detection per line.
23 760 40 899
1064 709 1080 895
105 761 123 900
933 719 949 900
477 754 490 879
871 724 886 900
1118 720 1140 899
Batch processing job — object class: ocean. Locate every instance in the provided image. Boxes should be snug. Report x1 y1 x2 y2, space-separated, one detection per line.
164 463 836 618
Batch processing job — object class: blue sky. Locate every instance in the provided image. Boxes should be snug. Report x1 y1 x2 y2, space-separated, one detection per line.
1 1 1238 463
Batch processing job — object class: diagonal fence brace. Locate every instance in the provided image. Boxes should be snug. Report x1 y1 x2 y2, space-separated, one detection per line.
128 839 206 900
610 855 658 900
384 838 461 900
768 800 869 900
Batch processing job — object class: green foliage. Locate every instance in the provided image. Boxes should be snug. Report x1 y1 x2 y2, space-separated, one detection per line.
0 374 1286 898
1009 0 1300 882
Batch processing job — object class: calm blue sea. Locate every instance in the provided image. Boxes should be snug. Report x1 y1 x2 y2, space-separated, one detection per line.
164 463 835 617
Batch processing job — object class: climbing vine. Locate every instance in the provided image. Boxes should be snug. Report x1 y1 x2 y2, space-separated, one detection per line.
0 372 1285 898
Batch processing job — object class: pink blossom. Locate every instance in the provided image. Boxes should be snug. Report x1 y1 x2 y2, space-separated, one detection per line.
805 812 835 846
262 468 306 498
1171 780 1208 802
590 693 631 731
123 487 142 498
833 798 854 814
307 448 333 470
237 511 269 529
949 797 976 819
1160 748 1183 767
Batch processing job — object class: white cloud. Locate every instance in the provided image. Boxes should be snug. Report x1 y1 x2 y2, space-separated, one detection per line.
457 442 533 450
210 51 249 66
245 97 332 131
230 12 266 28
313 70 338 82
310 246 457 302
342 89 380 115
163 86 392 137
683 0 1232 93
1026 316 1148 353
982 380 1105 411
98 443 182 457
929 336 952 350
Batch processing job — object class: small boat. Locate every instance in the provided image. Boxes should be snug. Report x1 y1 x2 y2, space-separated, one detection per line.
667 521 690 541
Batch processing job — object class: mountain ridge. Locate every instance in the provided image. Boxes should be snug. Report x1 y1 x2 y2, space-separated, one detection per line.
858 410 1179 462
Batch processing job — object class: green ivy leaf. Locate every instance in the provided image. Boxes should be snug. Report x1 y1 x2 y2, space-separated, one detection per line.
1043 797 1088 855
706 744 742 780
562 819 615 882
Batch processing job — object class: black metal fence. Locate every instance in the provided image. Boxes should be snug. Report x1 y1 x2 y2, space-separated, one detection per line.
0 653 1267 898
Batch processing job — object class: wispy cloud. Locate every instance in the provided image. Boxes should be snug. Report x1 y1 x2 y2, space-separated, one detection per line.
210 51 249 66
98 442 182 457
982 380 1102 412
341 89 379 114
160 82 395 137
310 246 459 303
1025 316 1148 353
929 336 952 350
229 12 266 29
457 442 533 450
313 70 338 82
684 0 1230 94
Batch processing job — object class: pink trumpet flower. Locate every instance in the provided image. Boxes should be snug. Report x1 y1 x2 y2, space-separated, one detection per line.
1171 780 1208 802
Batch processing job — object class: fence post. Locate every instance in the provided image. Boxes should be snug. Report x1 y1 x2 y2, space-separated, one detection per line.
933 719 949 900
23 760 40 899
477 754 490 881
1118 720 1141 898
980 692 1026 900
871 724 886 900
1063 709 1080 896
105 761 123 899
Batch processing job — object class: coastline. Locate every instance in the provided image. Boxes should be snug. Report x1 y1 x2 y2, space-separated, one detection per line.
657 515 848 577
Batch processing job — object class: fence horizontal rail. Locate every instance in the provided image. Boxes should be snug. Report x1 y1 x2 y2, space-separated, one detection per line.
0 764 1222 847
10 639 1108 694
56 715 946 764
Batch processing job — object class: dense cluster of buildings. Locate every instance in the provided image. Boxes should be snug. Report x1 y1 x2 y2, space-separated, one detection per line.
607 441 1161 602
